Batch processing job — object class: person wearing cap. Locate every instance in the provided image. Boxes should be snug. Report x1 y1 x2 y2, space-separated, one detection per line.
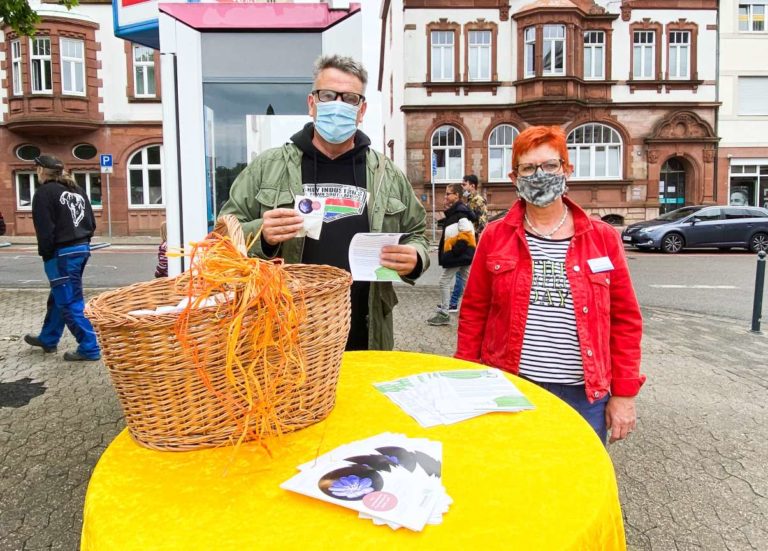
24 155 101 361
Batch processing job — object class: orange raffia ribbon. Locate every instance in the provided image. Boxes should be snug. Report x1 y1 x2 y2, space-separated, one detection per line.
173 231 307 452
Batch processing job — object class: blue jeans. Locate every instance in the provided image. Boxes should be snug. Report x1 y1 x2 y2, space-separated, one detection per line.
38 244 100 359
449 270 466 308
529 381 609 444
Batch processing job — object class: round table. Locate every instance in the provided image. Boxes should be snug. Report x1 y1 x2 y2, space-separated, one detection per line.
81 351 626 550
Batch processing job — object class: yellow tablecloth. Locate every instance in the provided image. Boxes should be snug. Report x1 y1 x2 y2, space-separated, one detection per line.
81 351 625 550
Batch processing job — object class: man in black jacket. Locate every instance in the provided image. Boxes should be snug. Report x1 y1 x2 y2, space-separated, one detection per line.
427 183 476 326
24 155 101 361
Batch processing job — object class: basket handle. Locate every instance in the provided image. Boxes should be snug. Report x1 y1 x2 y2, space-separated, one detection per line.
212 214 248 257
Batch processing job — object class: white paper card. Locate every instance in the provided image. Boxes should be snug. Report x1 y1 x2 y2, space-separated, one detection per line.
587 256 614 273
348 233 407 282
294 196 326 240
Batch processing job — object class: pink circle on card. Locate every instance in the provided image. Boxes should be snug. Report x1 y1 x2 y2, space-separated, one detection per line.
312 201 321 211
362 491 398 512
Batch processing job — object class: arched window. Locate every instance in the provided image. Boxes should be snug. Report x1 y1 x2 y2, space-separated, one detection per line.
431 125 464 182
488 124 519 182
567 123 622 179
128 145 163 207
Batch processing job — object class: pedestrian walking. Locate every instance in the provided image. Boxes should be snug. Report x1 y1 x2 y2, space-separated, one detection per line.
219 55 429 351
455 126 644 444
428 184 476 326
445 174 489 310
24 155 101 361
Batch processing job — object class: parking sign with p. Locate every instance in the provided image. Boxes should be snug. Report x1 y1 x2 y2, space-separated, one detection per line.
100 154 113 174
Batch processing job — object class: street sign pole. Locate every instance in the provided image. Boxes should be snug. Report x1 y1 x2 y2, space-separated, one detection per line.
106 173 112 239
99 154 114 238
431 154 438 243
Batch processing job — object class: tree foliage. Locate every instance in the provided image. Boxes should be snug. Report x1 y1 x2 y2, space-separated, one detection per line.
1 0 79 36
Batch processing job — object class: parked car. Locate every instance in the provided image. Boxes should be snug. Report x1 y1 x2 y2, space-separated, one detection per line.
621 205 768 253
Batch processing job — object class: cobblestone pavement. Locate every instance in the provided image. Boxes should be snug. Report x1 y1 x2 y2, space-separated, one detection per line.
1 286 767 550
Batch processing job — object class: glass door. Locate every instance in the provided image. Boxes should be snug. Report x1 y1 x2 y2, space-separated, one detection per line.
659 158 686 214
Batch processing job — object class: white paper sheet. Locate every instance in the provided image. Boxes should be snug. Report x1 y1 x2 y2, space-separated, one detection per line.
348 233 407 282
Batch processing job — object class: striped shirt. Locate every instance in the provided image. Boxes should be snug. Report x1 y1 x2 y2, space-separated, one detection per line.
518 233 584 385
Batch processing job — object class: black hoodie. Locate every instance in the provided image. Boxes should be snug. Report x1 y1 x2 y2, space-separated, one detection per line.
31 179 96 260
290 122 371 350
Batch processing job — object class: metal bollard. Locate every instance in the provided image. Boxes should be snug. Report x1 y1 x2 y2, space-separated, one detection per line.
751 250 766 333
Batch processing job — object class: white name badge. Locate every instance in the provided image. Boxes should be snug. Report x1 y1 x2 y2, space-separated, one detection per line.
587 256 614 273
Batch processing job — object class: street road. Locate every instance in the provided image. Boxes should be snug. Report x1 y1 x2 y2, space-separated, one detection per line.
1 244 766 322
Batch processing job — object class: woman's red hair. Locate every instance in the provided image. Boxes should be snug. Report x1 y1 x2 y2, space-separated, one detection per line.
511 125 570 173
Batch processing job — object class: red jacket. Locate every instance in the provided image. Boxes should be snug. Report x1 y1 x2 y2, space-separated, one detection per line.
455 197 645 402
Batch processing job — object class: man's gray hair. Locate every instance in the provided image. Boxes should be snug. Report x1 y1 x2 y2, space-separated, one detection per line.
313 55 368 92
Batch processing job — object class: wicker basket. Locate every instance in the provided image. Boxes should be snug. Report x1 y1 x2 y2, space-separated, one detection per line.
85 215 352 451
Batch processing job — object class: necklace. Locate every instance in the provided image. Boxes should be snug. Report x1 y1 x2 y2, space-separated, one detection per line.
524 205 569 239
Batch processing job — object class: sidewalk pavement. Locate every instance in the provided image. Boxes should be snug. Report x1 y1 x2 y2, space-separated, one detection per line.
1 285 767 550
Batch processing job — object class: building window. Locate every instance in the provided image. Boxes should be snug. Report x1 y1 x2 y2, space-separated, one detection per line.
73 144 98 160
128 145 164 207
430 31 455 81
542 25 565 76
468 30 491 81
16 144 41 161
30 37 52 93
16 172 40 209
60 38 85 95
739 3 766 32
633 31 655 79
73 172 102 208
431 125 464 182
583 31 605 80
567 123 622 180
488 125 519 182
133 44 156 97
668 31 690 79
738 77 768 115
524 27 536 78
11 40 23 95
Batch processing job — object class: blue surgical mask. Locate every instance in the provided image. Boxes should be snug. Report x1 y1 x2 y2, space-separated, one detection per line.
314 101 359 144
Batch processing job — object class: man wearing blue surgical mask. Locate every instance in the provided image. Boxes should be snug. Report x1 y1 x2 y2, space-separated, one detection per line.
220 55 430 351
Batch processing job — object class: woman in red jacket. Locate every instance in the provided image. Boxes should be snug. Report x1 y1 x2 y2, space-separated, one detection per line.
455 126 644 444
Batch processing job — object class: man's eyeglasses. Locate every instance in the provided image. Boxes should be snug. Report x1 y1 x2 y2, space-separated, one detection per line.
313 89 365 106
515 159 564 177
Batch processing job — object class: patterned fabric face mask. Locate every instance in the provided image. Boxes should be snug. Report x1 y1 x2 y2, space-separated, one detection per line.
515 172 567 207
314 101 359 144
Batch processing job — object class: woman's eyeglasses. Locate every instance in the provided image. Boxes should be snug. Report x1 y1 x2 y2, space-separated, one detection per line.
515 159 564 177
313 89 365 106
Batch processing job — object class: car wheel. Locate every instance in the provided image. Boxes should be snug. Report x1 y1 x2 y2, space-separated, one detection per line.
749 232 768 253
661 233 684 254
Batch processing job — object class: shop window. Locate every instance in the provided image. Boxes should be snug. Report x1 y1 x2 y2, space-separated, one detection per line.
133 44 156 97
16 144 41 161
632 31 655 79
431 125 464 182
30 36 52 93
524 27 535 78
60 38 85 95
583 31 605 80
430 30 455 81
488 125 518 182
73 144 97 160
11 39 23 95
738 76 768 115
16 172 40 209
542 25 565 76
128 145 164 207
73 172 102 208
739 3 766 32
567 123 622 180
468 30 491 81
668 31 690 79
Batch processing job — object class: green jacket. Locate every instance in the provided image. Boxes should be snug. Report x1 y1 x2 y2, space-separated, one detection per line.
219 143 430 350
